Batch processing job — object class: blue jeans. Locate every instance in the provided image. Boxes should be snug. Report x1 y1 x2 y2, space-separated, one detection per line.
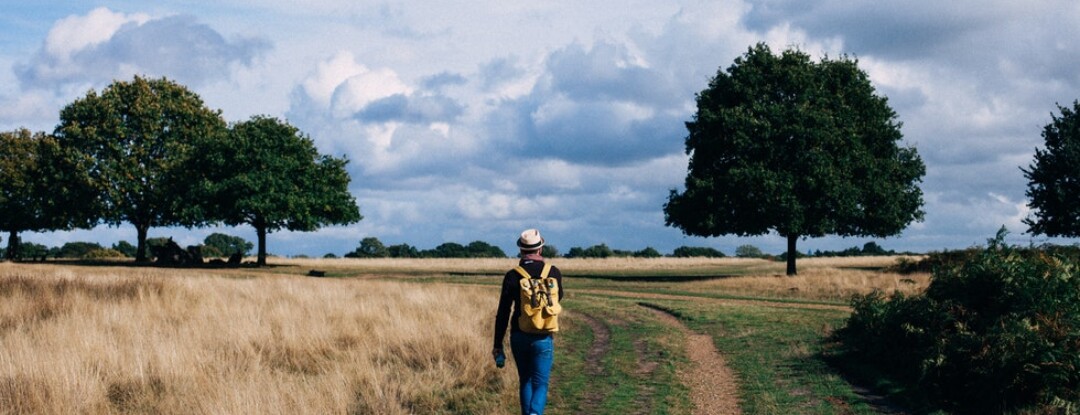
510 331 554 415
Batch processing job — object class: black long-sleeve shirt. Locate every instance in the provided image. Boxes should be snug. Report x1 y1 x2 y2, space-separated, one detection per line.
493 258 564 349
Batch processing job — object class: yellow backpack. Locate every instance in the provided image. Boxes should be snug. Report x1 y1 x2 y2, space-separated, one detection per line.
515 264 561 334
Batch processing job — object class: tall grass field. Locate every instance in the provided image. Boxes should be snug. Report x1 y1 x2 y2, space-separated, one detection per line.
1 256 929 414
0 262 513 414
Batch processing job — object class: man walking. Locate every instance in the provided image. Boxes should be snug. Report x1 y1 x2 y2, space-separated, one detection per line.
493 228 565 415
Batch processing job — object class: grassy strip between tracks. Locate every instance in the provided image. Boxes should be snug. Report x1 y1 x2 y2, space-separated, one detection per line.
543 296 693 415
544 291 903 415
641 298 896 415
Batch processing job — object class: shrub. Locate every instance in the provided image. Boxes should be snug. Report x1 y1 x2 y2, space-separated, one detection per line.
203 233 253 256
386 243 419 258
346 237 389 258
111 241 137 257
671 246 726 258
810 241 898 257
82 248 125 259
633 247 662 258
541 245 559 258
14 242 50 260
200 244 225 258
464 241 506 258
735 244 763 258
836 229 1080 413
563 244 614 258
57 242 105 258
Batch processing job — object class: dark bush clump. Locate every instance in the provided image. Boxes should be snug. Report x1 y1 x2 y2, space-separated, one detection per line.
671 246 726 258
836 229 1080 414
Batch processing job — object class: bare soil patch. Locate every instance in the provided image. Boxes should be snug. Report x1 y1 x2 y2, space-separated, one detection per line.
646 306 742 415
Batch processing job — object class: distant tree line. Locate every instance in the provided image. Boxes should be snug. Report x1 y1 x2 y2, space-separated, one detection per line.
341 237 732 259
343 237 509 259
0 76 361 266
776 241 919 261
13 232 920 262
7 232 256 261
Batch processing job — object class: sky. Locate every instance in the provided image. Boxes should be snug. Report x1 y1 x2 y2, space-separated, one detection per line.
2 1 1078 257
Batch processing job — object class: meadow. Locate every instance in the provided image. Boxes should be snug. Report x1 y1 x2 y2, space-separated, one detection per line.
0 256 929 414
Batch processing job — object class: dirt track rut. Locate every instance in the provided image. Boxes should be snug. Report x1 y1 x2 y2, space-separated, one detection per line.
646 306 742 415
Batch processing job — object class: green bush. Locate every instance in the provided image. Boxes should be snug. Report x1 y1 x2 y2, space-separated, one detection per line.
735 244 763 258
82 248 126 259
836 229 1080 413
15 242 50 260
671 246 726 258
57 242 105 258
203 232 253 256
111 240 137 257
633 247 663 258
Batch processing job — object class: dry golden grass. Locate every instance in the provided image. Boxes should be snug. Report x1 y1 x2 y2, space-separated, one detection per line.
692 256 930 301
0 262 514 415
0 255 928 414
681 267 930 302
275 255 930 302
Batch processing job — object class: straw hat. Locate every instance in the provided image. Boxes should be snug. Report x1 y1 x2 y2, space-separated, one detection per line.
517 229 544 250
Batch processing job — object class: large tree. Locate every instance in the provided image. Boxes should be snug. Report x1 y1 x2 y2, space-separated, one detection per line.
194 115 361 266
1024 101 1080 237
54 76 227 262
0 129 95 260
664 44 925 275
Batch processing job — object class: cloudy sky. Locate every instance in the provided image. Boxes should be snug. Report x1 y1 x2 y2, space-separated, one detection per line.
2 1 1078 257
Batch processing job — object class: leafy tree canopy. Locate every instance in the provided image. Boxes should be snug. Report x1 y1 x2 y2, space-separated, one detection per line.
192 115 361 265
1024 100 1080 237
0 128 94 259
345 237 389 258
664 43 925 275
54 76 228 262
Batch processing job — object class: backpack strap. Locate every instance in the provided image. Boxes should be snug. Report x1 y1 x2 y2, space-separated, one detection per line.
513 266 531 280
514 263 553 280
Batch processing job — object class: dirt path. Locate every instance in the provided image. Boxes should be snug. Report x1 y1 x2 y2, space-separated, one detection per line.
646 306 742 415
573 311 611 414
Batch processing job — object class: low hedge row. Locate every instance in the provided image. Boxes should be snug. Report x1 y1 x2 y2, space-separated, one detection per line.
837 230 1080 414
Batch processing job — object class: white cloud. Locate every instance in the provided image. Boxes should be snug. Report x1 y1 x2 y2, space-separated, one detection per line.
0 91 54 130
300 51 370 108
16 8 269 92
44 7 149 60
331 67 411 117
9 0 1080 256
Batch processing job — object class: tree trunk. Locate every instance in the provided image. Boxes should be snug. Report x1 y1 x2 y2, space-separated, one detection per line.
5 230 18 261
786 234 798 276
256 221 267 267
135 224 150 263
